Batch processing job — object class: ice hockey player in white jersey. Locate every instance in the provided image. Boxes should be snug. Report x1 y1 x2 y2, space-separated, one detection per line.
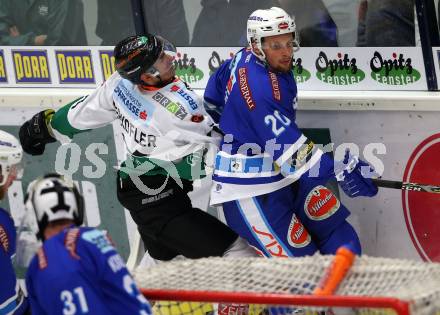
0 130 29 315
23 174 152 315
19 34 255 261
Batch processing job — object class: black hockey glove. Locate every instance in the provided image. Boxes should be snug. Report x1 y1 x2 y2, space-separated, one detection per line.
19 109 56 155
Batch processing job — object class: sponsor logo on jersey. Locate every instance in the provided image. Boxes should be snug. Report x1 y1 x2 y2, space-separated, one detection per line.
142 188 174 205
252 225 288 257
238 67 256 110
287 214 311 248
0 224 9 252
37 247 48 269
12 49 51 83
114 104 157 148
114 83 143 117
170 85 198 110
82 229 114 254
152 91 188 119
55 50 95 84
174 52 204 83
108 253 126 273
64 228 80 259
304 185 340 220
190 115 204 123
224 51 243 103
139 110 147 120
315 52 365 85
292 58 311 83
99 50 115 81
0 50 7 83
292 140 314 168
370 51 420 85
402 133 440 262
269 71 281 101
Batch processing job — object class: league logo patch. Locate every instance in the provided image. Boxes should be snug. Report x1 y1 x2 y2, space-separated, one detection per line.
230 158 243 173
304 185 340 220
287 214 311 248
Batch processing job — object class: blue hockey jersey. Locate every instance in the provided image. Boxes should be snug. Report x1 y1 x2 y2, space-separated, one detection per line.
26 227 151 315
205 48 335 204
0 207 28 315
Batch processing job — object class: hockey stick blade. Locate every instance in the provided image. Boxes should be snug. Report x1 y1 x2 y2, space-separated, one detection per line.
372 178 440 194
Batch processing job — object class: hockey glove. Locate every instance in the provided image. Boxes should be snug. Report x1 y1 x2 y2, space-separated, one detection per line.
19 109 56 155
335 150 378 198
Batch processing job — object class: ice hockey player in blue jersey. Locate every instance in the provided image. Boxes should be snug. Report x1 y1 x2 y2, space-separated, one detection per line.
23 174 151 315
0 129 29 315
204 7 378 257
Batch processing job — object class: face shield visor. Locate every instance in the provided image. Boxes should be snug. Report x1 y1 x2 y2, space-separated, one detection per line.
144 36 177 78
260 34 300 56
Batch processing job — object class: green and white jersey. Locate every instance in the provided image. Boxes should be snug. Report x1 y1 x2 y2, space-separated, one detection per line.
50 72 218 179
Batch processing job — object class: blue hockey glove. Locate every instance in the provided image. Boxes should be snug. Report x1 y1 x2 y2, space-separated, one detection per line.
335 150 378 198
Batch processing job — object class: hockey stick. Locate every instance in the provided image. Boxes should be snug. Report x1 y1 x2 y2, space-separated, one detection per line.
372 178 440 194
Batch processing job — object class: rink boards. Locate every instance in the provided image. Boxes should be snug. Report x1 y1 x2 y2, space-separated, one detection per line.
0 92 440 263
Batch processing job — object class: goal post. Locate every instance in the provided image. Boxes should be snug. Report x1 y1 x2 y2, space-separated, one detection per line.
133 253 440 315
139 289 410 315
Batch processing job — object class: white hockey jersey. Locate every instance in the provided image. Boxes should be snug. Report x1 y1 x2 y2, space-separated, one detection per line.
50 73 218 179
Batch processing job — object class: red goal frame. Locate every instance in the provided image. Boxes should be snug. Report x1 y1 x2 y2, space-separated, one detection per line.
141 289 410 315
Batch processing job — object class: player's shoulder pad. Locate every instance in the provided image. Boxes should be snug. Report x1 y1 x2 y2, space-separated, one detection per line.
80 228 116 255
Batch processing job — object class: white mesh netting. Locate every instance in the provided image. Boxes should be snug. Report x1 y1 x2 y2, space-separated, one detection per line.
134 254 440 315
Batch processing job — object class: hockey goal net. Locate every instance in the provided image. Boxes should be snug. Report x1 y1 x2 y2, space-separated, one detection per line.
133 252 440 315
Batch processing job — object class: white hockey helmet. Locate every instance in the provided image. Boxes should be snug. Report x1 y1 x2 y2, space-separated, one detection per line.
24 174 84 239
247 7 299 62
0 129 23 186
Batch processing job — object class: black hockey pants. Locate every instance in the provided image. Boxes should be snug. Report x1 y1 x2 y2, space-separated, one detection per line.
116 171 238 261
